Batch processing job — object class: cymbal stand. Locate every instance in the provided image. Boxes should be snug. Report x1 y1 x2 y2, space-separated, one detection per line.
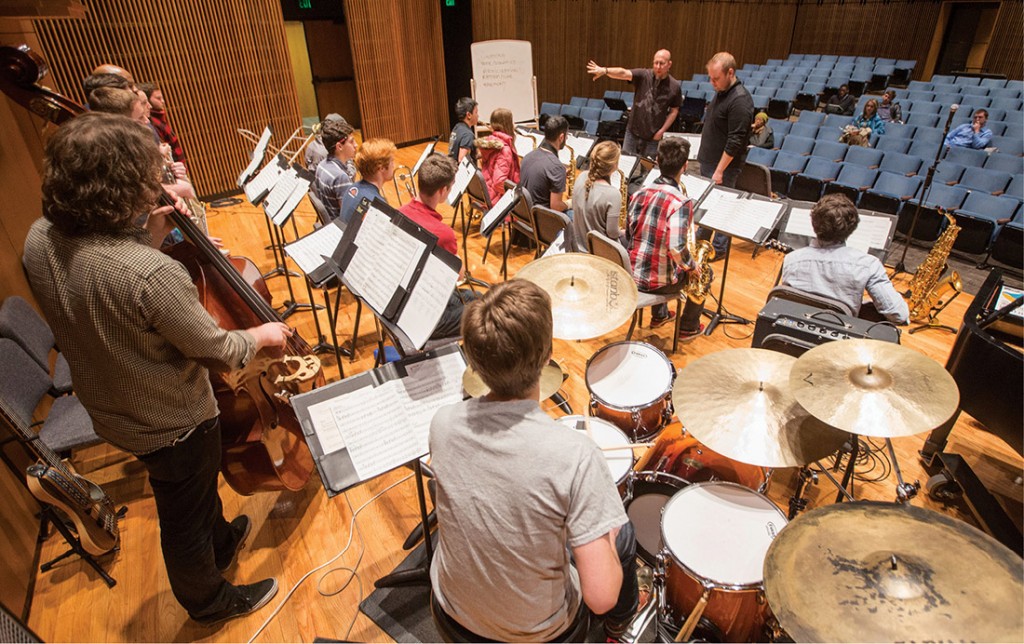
786 450 859 520
884 438 921 503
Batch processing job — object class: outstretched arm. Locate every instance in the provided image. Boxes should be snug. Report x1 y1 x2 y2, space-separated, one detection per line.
587 60 633 82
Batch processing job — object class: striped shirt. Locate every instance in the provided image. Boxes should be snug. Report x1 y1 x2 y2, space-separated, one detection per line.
22 218 255 454
625 176 695 291
313 156 354 221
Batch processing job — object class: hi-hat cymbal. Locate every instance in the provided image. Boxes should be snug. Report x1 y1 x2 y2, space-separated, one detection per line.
463 360 565 401
789 339 959 438
672 348 848 468
515 255 638 341
764 501 1024 642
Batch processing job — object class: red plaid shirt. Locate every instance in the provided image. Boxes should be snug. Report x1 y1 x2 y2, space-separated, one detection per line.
625 176 695 291
150 109 186 166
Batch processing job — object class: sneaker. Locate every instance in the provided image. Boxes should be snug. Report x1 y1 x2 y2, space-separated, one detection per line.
678 324 705 343
216 515 252 573
649 310 676 329
193 578 278 626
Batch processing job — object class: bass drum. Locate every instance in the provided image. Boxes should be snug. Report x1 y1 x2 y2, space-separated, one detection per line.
624 422 765 564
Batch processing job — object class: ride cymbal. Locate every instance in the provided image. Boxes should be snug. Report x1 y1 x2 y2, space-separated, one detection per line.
672 348 848 468
463 360 565 401
789 339 959 437
515 255 638 341
764 501 1024 642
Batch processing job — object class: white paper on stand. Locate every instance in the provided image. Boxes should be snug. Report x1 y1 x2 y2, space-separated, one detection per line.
243 160 283 205
481 187 517 234
284 221 345 275
396 253 459 350
344 205 426 312
237 126 272 186
447 159 476 206
411 141 437 177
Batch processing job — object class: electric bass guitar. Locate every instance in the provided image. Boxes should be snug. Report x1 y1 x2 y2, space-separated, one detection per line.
0 397 120 556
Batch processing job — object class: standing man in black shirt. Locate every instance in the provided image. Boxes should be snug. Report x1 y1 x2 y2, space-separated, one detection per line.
587 50 681 158
448 97 479 164
697 51 754 256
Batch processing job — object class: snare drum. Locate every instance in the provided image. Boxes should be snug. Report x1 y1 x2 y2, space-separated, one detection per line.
557 416 634 485
585 342 675 442
659 482 788 643
624 423 765 564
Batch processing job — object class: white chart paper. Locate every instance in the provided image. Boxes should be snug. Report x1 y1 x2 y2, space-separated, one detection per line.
237 126 272 186
284 221 344 275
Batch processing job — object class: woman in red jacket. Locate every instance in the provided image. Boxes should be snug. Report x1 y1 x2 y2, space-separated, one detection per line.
477 108 521 205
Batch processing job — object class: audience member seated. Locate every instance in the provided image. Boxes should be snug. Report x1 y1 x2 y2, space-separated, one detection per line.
749 111 774 149
312 117 357 221
570 141 622 252
339 138 396 225
944 108 993 150
520 115 572 216
625 137 705 340
780 194 909 324
826 84 856 116
398 154 476 339
429 279 638 642
878 90 903 124
476 107 521 205
853 98 886 136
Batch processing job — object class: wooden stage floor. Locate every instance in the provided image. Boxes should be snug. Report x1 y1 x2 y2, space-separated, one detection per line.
26 140 1023 642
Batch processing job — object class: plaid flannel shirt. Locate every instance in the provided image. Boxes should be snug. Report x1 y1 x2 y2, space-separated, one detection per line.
150 109 186 165
625 176 695 291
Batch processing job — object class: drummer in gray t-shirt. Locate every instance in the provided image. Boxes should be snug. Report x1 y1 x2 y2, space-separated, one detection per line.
429 280 639 642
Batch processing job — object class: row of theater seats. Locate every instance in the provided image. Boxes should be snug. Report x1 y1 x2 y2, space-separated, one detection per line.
538 91 631 134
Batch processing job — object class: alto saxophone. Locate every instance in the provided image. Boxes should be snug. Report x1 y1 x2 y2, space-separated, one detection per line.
616 169 628 230
683 220 716 303
906 210 961 320
565 143 576 198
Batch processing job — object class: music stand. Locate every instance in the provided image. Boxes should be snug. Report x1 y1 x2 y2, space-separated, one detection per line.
695 189 787 335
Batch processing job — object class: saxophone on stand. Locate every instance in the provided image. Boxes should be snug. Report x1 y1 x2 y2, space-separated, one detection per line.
906 210 962 334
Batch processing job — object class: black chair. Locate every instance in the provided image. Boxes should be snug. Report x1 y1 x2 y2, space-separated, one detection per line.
307 192 333 227
430 590 590 643
0 296 73 396
532 205 572 254
736 162 772 198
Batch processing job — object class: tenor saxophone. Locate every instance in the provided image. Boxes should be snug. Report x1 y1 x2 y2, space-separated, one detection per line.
906 210 961 320
683 220 716 303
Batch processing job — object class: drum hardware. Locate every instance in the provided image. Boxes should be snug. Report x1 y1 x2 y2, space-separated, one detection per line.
763 501 1024 642
516 254 639 341
883 438 920 503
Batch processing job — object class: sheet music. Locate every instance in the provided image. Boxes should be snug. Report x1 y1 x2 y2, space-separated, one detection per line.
398 351 467 452
284 220 344 275
411 141 436 177
784 207 816 238
846 214 892 253
700 196 784 242
567 133 596 158
345 205 427 312
306 397 347 455
541 231 567 257
514 135 536 159
447 159 476 206
481 187 517 234
237 126 272 186
272 175 310 226
263 167 299 221
397 252 459 349
243 159 283 204
679 173 712 201
665 132 702 160
618 153 639 178
642 167 663 189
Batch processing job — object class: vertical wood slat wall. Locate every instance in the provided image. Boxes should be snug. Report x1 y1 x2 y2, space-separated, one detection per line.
473 0 1023 107
343 0 449 144
32 0 303 197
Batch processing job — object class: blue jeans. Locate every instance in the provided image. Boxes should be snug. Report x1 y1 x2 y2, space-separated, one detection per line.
623 131 659 159
698 162 742 255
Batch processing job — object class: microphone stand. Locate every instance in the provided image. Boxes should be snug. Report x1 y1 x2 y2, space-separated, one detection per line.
891 103 959 278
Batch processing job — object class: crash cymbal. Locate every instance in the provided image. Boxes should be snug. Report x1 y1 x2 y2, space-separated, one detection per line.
515 255 638 341
672 348 848 468
764 501 1024 643
789 339 959 438
463 360 566 401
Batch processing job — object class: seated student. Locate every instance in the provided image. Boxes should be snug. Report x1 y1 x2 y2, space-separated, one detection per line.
520 114 572 216
944 108 993 150
854 99 886 136
305 113 354 173
826 84 856 116
476 107 521 205
429 279 638 642
748 112 774 149
781 193 909 324
625 136 706 340
448 97 479 164
398 154 476 339
139 82 187 167
312 117 358 221
878 90 903 124
570 140 622 252
339 138 396 225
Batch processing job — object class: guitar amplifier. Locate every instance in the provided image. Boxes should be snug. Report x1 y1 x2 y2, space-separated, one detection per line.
752 298 901 357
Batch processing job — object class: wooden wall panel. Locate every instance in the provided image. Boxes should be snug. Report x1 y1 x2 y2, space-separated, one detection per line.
343 0 448 144
790 2 943 81
31 0 303 198
472 0 517 42
986 0 1023 80
304 19 361 126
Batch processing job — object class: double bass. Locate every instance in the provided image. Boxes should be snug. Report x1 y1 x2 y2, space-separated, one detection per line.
0 44 320 494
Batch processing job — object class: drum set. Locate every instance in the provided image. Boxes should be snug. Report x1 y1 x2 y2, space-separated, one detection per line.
513 254 1022 643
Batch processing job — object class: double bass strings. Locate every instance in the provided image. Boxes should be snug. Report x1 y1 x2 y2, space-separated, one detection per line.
245 473 415 643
